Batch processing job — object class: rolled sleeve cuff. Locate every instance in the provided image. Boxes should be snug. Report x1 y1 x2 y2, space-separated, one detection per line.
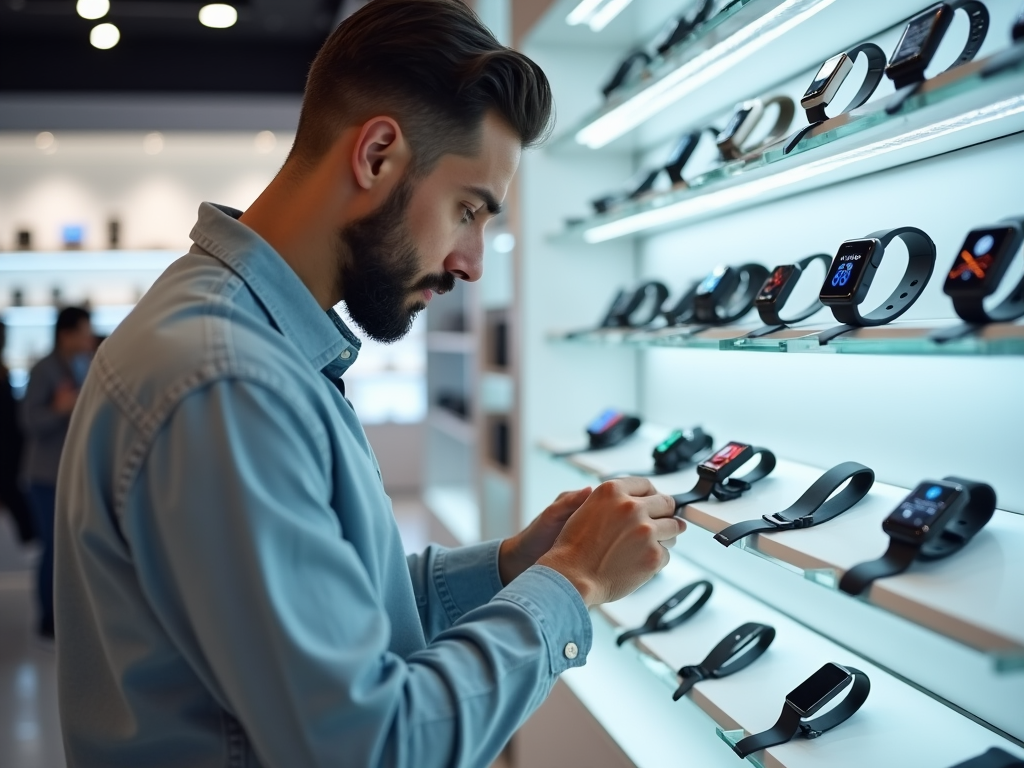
432 539 504 624
492 565 593 675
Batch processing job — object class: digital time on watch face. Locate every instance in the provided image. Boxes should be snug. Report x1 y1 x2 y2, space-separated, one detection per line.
884 480 962 536
756 265 797 305
889 5 949 69
587 409 623 435
820 240 876 302
699 442 750 474
786 663 852 717
804 53 847 100
943 227 1018 295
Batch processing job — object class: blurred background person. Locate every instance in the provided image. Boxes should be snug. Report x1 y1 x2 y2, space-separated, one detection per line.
0 318 35 545
21 306 93 640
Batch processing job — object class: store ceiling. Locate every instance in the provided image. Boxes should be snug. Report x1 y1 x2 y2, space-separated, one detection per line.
0 0 354 93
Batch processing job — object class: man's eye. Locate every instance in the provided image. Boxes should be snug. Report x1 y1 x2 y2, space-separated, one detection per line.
461 206 476 223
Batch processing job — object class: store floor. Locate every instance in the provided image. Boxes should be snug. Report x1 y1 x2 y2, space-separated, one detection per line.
0 494 453 768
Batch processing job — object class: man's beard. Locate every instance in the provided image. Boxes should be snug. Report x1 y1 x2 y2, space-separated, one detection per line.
336 175 456 343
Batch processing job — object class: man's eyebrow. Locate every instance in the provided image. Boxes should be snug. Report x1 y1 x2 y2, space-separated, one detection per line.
465 186 503 216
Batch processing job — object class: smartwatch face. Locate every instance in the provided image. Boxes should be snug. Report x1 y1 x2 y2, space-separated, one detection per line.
786 663 852 717
697 266 729 297
887 4 951 72
654 429 685 456
756 265 797 306
587 409 623 435
718 106 753 144
698 442 751 475
802 53 850 102
884 480 963 537
819 240 877 303
943 227 1019 296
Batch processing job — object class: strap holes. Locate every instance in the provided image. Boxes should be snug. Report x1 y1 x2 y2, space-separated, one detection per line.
886 304 894 310
910 280 919 286
900 292 908 299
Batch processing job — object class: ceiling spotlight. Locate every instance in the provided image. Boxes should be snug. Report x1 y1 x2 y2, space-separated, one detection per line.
199 3 238 28
253 130 276 153
142 132 164 155
35 132 55 150
90 22 120 49
76 0 109 20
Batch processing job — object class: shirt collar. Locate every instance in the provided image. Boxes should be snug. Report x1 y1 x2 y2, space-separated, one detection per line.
188 202 361 377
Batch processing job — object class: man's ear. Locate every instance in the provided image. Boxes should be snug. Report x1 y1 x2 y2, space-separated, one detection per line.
351 116 408 191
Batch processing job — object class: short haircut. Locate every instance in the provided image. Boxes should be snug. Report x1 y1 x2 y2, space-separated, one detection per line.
291 0 553 175
55 306 91 345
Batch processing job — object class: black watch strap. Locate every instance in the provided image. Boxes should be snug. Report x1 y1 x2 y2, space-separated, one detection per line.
672 623 775 700
616 579 713 646
665 127 720 185
732 702 803 757
674 447 777 510
949 747 1024 768
951 217 1024 325
822 226 936 343
839 537 920 595
806 43 887 124
745 96 796 155
663 282 701 326
715 461 875 547
673 477 717 509
711 263 770 325
755 253 831 328
920 477 996 559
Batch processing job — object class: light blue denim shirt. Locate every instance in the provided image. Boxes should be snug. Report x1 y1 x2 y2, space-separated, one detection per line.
55 203 592 768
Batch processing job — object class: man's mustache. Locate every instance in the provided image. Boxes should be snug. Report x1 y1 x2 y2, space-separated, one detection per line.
413 272 456 295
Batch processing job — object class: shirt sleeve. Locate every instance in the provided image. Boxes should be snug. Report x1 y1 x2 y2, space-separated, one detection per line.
21 359 70 439
126 378 592 768
406 541 506 642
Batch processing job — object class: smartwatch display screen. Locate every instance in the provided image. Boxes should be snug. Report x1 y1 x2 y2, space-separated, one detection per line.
786 662 852 717
889 4 950 69
884 480 963 535
820 240 876 302
756 265 796 305
943 227 1018 295
804 53 847 99
699 442 751 475
655 429 685 456
697 266 728 296
719 107 752 143
588 409 623 435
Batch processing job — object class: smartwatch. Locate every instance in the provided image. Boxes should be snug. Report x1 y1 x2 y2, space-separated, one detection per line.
615 579 713 646
664 127 720 186
601 50 651 99
885 1 990 113
573 281 670 336
784 43 886 154
748 253 831 337
940 217 1024 326
716 96 796 161
949 748 1024 768
839 477 997 596
714 462 875 548
653 0 715 56
671 623 775 701
600 427 714 481
730 663 870 758
586 409 642 450
662 281 701 326
817 226 936 345
694 264 770 325
591 167 662 214
673 442 777 510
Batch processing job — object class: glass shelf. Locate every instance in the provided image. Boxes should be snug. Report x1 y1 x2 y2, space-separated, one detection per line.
716 730 764 768
552 51 1024 243
551 320 1024 357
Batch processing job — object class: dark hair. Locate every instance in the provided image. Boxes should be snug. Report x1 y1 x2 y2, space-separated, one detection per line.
291 0 552 174
55 306 91 346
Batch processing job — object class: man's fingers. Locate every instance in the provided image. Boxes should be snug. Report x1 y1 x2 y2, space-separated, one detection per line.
641 492 679 518
649 516 687 542
604 476 659 497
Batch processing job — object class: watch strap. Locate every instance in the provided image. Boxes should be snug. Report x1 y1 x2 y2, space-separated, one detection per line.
804 42 887 125
919 476 996 559
715 461 875 547
665 127 720 185
732 702 803 758
828 226 936 328
712 263 771 324
745 95 796 155
712 447 777 500
673 477 716 510
672 622 775 700
616 579 713 646
799 667 870 738
756 253 831 327
602 50 651 99
949 217 1024 325
839 537 920 595
663 282 701 326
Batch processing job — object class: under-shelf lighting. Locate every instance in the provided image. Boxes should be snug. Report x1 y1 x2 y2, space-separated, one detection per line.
575 0 838 149
565 0 635 32
583 95 1024 243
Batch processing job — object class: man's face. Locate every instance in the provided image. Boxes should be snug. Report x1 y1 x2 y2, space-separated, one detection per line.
337 113 521 343
60 320 95 357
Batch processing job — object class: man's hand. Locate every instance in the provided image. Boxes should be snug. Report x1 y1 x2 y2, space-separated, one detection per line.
498 487 592 585
52 382 79 416
537 477 684 608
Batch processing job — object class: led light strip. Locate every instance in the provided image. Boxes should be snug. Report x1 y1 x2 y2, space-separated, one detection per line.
565 0 635 31
582 96 1024 243
575 0 839 149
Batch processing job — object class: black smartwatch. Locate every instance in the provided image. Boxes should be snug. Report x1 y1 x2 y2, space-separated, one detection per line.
615 579 713 646
817 226 936 345
586 409 642 450
730 663 870 758
673 442 777 510
714 462 875 548
671 623 775 701
839 477 996 596
949 748 1024 768
694 264 770 325
600 427 714 481
885 1 990 113
652 0 715 56
748 253 831 337
664 127 720 186
940 218 1024 328
601 50 651 99
716 96 796 160
662 281 701 326
784 43 886 154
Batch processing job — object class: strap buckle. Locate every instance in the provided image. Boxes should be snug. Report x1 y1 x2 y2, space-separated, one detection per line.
799 722 823 739
678 664 706 682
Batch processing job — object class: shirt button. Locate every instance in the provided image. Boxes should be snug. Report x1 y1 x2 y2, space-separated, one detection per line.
564 642 578 660
340 349 352 360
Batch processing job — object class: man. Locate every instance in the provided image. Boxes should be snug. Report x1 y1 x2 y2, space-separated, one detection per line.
55 2 685 766
23 305 92 639
0 319 35 545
